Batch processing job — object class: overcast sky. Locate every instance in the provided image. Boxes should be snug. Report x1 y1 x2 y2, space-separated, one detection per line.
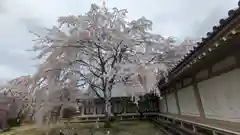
0 0 238 80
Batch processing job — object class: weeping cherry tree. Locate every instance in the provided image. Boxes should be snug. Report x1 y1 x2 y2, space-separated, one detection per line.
30 3 195 128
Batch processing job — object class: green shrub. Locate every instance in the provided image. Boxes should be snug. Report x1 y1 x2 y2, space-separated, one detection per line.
7 118 21 127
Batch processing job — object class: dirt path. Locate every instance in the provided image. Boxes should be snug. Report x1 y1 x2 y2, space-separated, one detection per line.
0 125 36 135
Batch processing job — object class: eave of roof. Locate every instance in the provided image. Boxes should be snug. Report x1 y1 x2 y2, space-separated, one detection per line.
158 1 240 90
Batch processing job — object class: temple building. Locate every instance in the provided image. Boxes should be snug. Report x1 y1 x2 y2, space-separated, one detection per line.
158 2 240 134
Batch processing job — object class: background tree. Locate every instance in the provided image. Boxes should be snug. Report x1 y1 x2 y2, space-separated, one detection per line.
0 75 33 125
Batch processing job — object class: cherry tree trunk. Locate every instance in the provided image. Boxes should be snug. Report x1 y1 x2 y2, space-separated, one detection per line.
104 89 112 128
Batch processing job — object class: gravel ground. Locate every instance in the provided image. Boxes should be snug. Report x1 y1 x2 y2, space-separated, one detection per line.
0 121 166 135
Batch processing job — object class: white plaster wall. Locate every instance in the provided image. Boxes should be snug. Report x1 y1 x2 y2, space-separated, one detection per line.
198 69 240 122
166 93 178 114
159 97 167 113
178 86 200 116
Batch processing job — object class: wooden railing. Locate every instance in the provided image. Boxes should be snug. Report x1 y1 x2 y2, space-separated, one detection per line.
150 113 240 135
72 95 159 117
61 94 240 135
68 112 240 135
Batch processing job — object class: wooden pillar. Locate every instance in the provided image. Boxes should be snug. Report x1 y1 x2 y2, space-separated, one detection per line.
233 27 240 67
93 106 96 115
193 79 205 119
235 54 240 68
174 91 181 115
81 106 84 116
124 99 127 114
164 95 169 113
136 102 138 113
159 98 161 112
102 103 105 114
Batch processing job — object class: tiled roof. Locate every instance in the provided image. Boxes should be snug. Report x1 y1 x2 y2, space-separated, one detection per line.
159 1 240 87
